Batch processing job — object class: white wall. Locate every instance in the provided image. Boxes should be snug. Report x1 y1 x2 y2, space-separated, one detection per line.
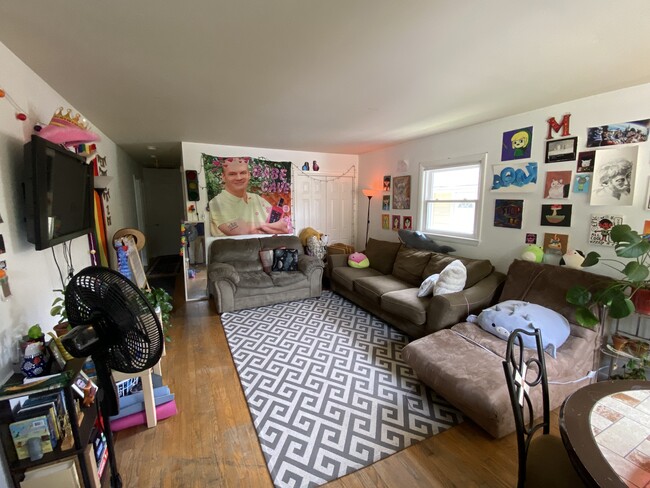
181 142 359 251
0 41 141 485
359 83 650 274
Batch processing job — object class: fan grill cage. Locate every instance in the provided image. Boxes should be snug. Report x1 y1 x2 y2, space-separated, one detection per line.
65 267 163 373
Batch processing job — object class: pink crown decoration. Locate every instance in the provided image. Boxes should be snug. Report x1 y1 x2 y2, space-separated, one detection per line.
49 107 90 130
37 106 100 146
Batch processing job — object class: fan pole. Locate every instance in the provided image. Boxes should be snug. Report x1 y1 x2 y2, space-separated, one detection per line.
95 359 123 488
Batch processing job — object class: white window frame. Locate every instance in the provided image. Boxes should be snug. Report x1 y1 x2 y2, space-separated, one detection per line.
418 153 486 245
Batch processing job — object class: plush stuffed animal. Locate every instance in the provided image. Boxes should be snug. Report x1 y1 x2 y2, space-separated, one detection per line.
299 227 324 247
521 244 544 263
468 300 570 358
348 252 369 268
560 249 585 269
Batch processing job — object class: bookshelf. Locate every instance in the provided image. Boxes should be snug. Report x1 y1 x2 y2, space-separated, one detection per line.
0 358 111 487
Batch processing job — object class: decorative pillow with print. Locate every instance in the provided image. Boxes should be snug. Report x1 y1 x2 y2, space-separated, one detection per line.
272 248 298 272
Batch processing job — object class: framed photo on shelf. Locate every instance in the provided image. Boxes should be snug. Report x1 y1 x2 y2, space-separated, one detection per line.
545 137 578 163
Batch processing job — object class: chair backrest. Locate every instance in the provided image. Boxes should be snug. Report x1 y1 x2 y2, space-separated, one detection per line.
502 328 550 488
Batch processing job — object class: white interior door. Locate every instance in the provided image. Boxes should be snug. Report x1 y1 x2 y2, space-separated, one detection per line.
293 174 355 245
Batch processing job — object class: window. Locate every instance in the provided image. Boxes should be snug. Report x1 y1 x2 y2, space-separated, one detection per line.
419 154 485 243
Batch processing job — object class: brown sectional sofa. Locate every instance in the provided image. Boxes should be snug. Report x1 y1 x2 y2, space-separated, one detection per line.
327 238 506 338
403 259 612 438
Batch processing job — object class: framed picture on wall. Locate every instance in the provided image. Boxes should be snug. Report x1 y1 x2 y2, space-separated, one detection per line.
545 137 577 163
383 175 391 191
392 176 411 209
391 215 401 231
382 195 390 211
382 214 390 230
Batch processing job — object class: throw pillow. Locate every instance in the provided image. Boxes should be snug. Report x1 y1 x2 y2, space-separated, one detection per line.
417 273 440 297
433 259 467 296
259 249 273 273
469 300 570 358
348 252 369 268
272 248 298 272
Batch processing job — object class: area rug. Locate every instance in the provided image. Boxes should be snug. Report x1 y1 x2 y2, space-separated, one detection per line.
221 291 463 488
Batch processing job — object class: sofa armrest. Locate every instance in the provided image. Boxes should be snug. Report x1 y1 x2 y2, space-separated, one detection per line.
298 254 324 275
425 271 506 333
209 262 240 285
326 253 348 276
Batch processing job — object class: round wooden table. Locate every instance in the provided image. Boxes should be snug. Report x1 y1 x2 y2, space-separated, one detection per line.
559 380 650 487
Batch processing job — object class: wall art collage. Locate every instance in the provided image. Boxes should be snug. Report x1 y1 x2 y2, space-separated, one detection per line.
381 174 412 231
492 115 649 256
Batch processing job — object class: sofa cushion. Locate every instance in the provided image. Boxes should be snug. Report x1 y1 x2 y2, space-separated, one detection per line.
210 238 262 264
434 260 467 296
354 275 411 304
392 248 435 286
331 266 383 291
270 271 308 287
418 273 440 297
422 254 493 288
272 248 299 271
498 259 612 329
236 271 274 289
365 238 402 275
381 288 428 325
261 235 305 255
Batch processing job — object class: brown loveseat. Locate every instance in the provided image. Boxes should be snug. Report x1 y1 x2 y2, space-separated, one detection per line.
208 235 324 313
327 238 506 338
403 259 612 438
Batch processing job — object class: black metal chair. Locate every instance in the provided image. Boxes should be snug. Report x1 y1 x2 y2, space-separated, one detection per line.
502 328 584 488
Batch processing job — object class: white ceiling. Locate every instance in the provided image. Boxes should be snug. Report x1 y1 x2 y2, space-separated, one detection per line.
2 1 650 168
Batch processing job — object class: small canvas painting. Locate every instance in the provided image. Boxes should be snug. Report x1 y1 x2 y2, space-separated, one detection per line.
501 127 533 161
576 151 596 173
573 174 591 193
382 195 390 211
589 214 623 246
383 175 391 191
525 233 537 244
382 214 390 230
540 204 572 227
403 216 413 230
543 232 568 255
391 215 401 231
543 170 572 199
494 199 523 229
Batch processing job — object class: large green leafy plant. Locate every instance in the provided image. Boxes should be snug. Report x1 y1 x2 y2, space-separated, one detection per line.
567 224 650 328
143 287 173 342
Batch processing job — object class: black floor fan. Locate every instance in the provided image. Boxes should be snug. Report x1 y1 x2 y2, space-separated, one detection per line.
61 266 164 488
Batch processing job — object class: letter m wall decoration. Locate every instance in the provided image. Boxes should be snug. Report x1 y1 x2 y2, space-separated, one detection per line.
547 114 571 139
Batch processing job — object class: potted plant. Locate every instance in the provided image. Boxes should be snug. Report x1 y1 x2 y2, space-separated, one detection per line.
143 287 173 342
566 224 650 328
50 288 71 336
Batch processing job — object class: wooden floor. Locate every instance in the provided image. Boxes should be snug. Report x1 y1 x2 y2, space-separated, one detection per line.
109 290 562 487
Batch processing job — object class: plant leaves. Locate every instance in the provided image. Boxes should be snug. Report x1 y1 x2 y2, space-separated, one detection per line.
608 296 635 319
624 262 650 283
566 286 591 306
612 224 650 258
575 307 599 328
581 252 601 267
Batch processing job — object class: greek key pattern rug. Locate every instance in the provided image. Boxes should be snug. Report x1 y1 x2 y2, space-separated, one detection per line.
221 291 463 488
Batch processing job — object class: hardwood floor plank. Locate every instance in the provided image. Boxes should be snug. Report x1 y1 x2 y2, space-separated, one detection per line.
106 296 534 487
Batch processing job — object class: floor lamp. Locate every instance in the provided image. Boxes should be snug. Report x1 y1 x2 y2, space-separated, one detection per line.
362 189 378 246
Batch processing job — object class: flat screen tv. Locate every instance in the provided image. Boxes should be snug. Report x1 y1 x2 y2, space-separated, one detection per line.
24 135 95 250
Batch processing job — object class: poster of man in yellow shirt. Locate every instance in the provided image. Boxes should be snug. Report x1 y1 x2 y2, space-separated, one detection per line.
202 155 292 237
